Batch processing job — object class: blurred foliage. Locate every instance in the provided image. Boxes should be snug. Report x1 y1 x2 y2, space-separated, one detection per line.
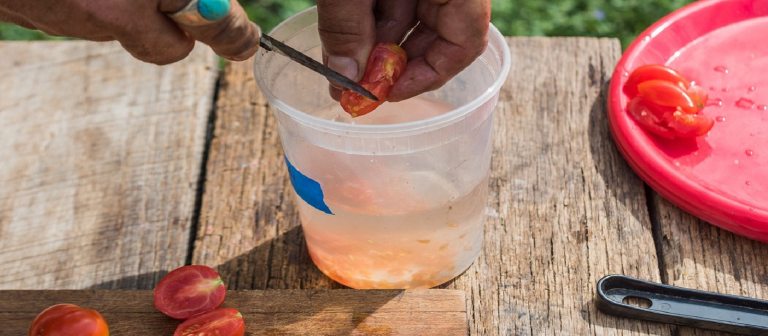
1 0 695 48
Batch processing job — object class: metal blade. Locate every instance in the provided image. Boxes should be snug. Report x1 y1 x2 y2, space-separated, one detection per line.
259 34 379 102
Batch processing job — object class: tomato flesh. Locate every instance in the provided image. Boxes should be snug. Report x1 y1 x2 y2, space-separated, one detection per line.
29 304 109 336
154 265 226 319
623 64 713 139
340 43 407 117
173 308 245 336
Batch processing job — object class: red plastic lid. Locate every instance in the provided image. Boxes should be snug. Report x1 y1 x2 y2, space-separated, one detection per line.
608 0 768 241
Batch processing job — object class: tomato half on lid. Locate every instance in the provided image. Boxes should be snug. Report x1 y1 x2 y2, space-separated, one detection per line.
154 265 226 319
173 308 245 336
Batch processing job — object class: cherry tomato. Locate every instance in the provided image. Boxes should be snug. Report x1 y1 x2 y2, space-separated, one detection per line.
623 64 690 97
173 308 245 336
28 304 109 336
340 43 408 117
154 265 226 319
685 85 708 110
668 111 715 137
637 80 697 114
627 97 676 139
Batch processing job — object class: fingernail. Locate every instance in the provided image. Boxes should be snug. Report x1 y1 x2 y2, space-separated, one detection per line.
327 56 358 81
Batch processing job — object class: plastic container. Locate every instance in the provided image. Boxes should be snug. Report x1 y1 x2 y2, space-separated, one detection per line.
608 0 768 241
254 6 511 288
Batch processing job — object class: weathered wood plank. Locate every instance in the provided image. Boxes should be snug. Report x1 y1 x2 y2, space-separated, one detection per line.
195 37 670 335
0 289 466 335
653 195 768 336
0 41 218 289
439 38 671 335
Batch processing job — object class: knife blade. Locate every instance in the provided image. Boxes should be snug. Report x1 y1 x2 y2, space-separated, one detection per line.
259 34 379 102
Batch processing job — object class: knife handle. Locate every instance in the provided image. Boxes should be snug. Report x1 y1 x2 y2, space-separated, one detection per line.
596 275 768 335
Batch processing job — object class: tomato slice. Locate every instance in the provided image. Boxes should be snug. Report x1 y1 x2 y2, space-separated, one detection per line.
154 265 226 319
627 97 676 139
173 308 245 336
340 43 408 117
669 111 715 138
623 64 690 98
637 80 697 114
29 304 109 336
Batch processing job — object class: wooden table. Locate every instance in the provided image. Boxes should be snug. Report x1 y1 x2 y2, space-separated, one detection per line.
1 38 766 335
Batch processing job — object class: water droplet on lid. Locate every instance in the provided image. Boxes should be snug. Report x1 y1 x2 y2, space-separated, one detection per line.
714 65 729 74
746 181 752 186
745 149 754 156
707 98 724 107
758 105 768 111
736 98 755 109
748 86 757 93
674 161 681 167
734 159 740 165
709 86 717 91
716 116 726 122
721 87 729 92
622 70 629 77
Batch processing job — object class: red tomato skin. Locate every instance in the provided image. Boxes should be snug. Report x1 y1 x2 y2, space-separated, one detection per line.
154 265 226 320
637 80 697 114
29 304 109 336
173 308 245 336
623 64 691 98
340 43 408 117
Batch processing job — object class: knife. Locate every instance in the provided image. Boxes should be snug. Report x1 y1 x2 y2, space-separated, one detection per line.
259 34 379 101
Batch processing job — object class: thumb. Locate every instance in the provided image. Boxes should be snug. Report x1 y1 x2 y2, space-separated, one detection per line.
317 0 375 83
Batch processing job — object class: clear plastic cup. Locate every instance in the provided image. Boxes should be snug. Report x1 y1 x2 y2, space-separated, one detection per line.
254 6 511 289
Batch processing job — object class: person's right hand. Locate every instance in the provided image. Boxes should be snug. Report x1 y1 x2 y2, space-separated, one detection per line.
318 0 491 102
0 0 260 65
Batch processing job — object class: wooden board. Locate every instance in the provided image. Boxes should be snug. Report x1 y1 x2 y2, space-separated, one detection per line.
192 37 673 335
0 41 218 289
0 289 466 335
653 194 768 336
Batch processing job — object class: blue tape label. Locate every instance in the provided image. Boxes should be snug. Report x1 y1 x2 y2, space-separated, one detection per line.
285 156 333 215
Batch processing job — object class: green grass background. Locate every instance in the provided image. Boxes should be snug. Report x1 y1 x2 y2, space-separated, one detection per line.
0 0 694 48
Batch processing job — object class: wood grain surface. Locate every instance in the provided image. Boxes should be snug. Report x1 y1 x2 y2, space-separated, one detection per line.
192 37 673 335
0 289 466 335
0 41 218 289
652 194 768 336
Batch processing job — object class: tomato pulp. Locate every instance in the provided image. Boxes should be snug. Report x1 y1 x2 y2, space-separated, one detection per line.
340 43 408 117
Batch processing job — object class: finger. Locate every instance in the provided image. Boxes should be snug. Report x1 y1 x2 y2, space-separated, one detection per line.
115 8 194 65
375 0 417 44
317 0 376 82
0 9 36 30
164 0 260 61
389 0 489 101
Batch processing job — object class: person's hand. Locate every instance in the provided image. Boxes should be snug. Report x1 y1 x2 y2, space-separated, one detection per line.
0 0 260 65
318 0 490 102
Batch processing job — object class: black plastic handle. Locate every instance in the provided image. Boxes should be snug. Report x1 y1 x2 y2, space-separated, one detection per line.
596 275 768 335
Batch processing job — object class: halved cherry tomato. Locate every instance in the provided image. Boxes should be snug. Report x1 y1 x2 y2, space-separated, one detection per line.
154 265 226 319
173 308 245 336
668 111 715 137
624 65 713 139
29 304 109 336
623 64 690 97
637 80 697 114
628 97 676 139
685 85 708 110
340 43 408 117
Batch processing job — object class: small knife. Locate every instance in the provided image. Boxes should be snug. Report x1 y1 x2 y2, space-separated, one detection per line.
259 34 379 101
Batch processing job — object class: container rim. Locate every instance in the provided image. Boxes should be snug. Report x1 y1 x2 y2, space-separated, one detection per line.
253 6 511 135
